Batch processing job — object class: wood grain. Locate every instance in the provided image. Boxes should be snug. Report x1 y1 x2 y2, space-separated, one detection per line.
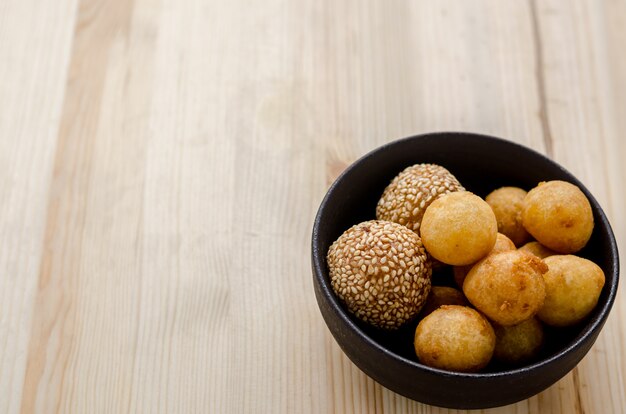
0 0 78 412
0 0 623 413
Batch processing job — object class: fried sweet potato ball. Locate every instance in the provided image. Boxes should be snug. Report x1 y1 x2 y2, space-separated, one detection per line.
414 305 495 372
486 187 532 246
537 255 605 327
453 233 515 288
522 181 593 253
418 286 469 318
463 251 547 326
421 192 497 266
493 318 544 365
518 241 557 260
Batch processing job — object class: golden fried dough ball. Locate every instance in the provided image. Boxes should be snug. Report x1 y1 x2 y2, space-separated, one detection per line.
522 181 594 253
376 164 464 232
453 233 515 288
486 187 532 246
414 305 495 372
518 241 557 259
421 192 497 266
493 318 544 365
537 255 605 327
419 286 469 318
463 251 547 326
492 232 517 253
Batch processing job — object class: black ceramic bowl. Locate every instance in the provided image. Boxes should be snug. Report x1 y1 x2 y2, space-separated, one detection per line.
311 132 619 409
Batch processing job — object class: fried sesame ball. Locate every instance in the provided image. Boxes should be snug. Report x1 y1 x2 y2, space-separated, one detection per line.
522 181 594 253
537 255 605 327
327 220 432 329
421 192 498 266
419 286 469 318
463 251 547 326
493 318 544 365
453 233 516 288
518 241 557 259
486 187 532 246
376 164 464 233
414 305 495 372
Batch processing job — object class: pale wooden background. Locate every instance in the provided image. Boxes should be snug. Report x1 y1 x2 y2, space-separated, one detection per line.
0 0 624 413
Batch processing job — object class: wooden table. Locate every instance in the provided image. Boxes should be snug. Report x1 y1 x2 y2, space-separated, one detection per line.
1 0 624 412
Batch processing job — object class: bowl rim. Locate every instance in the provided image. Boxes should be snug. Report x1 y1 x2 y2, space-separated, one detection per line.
312 131 620 379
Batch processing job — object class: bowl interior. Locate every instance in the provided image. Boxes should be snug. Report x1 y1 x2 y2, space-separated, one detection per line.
313 132 619 375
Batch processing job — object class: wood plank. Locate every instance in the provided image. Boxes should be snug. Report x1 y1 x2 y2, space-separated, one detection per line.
603 3 626 407
19 0 155 412
0 1 77 413
129 0 238 411
532 2 626 413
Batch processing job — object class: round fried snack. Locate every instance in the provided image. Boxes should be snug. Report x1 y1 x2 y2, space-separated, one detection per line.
421 192 497 266
522 181 594 253
453 233 515 288
491 232 517 253
463 251 547 326
518 241 557 259
327 220 432 329
376 164 464 232
419 286 468 318
493 318 544 365
537 255 605 327
414 305 495 372
486 187 532 246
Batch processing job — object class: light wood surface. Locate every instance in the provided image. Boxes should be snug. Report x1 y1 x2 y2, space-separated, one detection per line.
0 0 624 413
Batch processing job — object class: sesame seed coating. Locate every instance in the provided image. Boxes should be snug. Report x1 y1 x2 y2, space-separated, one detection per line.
327 220 432 329
376 164 464 233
